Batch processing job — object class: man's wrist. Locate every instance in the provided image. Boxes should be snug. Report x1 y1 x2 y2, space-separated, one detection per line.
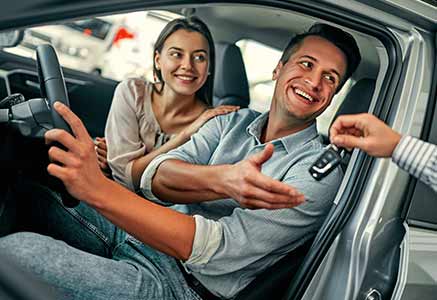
88 176 117 209
208 164 232 198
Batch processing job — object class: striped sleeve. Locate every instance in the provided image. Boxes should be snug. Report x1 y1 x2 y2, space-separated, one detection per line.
392 135 437 193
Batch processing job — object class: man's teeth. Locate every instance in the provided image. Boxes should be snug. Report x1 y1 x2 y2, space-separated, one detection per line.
295 88 314 102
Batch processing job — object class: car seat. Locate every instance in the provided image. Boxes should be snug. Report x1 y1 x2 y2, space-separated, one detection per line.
213 42 250 108
329 78 376 171
330 78 376 131
234 78 376 300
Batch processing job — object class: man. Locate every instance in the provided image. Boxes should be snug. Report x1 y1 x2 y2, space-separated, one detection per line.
0 23 361 300
138 23 361 297
330 113 437 193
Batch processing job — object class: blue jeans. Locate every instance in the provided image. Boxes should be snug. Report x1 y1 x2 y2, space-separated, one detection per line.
0 181 202 300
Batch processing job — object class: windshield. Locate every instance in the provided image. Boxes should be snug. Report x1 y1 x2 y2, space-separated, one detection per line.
64 18 113 40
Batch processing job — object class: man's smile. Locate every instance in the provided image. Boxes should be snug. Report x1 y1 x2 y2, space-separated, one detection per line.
286 85 321 106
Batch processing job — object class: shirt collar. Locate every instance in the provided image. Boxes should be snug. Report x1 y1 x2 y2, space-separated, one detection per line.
246 111 269 143
247 111 319 153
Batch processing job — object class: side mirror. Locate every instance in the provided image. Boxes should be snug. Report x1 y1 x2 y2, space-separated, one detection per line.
0 30 24 48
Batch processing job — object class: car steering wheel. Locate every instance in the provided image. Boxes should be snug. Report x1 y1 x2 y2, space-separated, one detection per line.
36 44 79 208
36 44 73 135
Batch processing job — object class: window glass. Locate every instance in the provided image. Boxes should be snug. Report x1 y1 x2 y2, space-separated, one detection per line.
4 11 181 81
236 39 281 112
64 18 113 40
407 92 437 228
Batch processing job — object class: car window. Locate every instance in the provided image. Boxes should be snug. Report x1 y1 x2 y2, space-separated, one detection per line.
99 11 182 81
407 90 437 228
64 18 113 40
236 39 281 112
3 10 181 81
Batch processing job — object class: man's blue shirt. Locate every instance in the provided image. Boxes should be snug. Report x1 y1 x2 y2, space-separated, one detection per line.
141 108 342 298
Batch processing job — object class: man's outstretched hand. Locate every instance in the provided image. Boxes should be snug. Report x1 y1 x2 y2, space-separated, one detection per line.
224 143 305 209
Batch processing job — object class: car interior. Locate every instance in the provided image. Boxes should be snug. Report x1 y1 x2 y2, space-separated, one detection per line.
213 42 250 108
0 3 386 299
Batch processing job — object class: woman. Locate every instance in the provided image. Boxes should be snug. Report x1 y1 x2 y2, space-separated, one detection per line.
96 17 239 191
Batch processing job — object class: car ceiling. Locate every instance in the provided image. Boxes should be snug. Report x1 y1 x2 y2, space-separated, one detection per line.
191 5 315 48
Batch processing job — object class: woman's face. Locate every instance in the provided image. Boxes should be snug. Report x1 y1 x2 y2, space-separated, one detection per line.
155 29 210 98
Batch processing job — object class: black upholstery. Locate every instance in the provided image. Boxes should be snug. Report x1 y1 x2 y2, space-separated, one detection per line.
235 238 314 300
213 42 250 108
329 78 375 171
322 78 376 145
330 78 376 129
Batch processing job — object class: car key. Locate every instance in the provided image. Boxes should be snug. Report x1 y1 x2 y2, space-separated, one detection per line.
309 144 345 180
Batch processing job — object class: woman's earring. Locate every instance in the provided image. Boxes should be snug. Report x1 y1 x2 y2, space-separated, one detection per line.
154 67 161 83
153 73 160 83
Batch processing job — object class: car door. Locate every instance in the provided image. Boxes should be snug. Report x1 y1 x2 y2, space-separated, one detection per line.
397 51 437 299
284 2 436 300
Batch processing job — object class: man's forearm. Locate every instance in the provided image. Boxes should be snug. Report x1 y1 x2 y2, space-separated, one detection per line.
131 134 190 189
86 177 196 261
152 159 230 203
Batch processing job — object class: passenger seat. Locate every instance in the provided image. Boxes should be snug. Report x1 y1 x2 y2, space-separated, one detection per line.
213 42 250 108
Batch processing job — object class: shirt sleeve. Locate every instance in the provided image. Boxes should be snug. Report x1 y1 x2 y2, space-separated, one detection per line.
183 148 342 276
140 114 225 204
392 135 437 193
105 79 146 191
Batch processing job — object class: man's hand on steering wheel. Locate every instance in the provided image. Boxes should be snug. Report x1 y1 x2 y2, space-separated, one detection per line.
45 102 109 203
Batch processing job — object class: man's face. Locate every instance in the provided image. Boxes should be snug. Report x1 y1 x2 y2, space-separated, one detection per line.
272 35 347 122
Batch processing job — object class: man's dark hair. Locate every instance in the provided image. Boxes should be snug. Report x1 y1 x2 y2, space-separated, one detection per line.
280 23 361 91
153 16 215 106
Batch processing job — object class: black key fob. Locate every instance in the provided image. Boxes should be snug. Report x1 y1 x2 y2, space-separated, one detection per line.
309 144 345 181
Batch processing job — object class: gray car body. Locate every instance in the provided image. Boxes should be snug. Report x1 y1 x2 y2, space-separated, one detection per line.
0 1 436 299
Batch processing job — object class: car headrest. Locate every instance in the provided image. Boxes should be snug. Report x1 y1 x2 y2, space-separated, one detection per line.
330 78 376 131
213 42 250 108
